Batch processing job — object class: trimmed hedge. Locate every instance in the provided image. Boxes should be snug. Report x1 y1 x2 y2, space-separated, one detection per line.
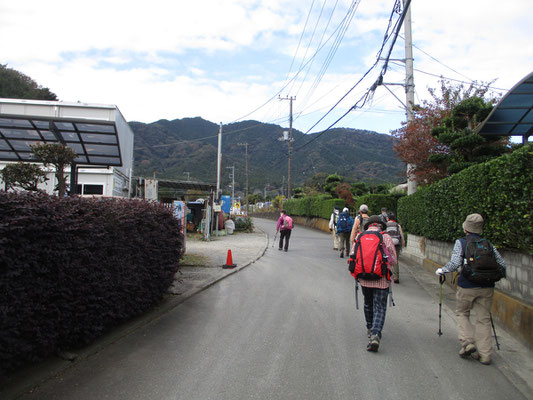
0 192 183 376
354 194 400 217
398 144 533 253
285 195 345 219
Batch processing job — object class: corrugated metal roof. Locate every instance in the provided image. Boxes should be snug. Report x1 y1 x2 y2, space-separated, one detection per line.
477 71 533 138
0 99 129 166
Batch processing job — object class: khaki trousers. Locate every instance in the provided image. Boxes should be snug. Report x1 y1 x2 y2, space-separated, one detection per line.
331 229 339 249
456 286 494 359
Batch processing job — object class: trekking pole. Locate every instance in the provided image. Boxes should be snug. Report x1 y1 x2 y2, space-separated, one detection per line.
490 312 501 350
389 285 395 307
271 230 278 248
354 280 359 310
438 274 445 336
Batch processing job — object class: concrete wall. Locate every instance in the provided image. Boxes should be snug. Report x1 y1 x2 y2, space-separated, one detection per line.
403 233 533 349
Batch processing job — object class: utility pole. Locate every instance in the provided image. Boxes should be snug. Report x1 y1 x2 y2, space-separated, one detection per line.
279 95 295 199
237 142 249 214
403 0 416 195
216 123 223 200
226 165 235 206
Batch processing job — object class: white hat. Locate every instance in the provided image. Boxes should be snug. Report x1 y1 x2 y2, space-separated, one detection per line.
342 207 349 213
359 204 369 213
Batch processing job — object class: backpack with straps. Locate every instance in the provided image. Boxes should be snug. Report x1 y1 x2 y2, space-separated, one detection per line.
348 231 390 280
461 236 503 284
336 213 349 233
282 216 293 230
386 221 401 245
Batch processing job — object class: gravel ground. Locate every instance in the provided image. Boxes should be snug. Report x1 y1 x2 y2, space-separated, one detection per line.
169 226 269 296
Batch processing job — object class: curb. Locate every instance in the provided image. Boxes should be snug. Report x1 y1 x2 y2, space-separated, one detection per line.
1 227 270 400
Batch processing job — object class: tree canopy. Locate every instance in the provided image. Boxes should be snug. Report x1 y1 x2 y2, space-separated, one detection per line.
392 79 508 185
0 64 58 100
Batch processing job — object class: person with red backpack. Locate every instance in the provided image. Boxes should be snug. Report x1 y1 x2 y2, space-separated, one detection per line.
276 209 293 252
348 215 397 352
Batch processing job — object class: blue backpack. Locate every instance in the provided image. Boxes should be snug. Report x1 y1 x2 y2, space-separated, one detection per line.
336 213 352 233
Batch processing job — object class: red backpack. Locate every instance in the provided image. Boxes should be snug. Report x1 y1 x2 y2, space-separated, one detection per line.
348 231 390 280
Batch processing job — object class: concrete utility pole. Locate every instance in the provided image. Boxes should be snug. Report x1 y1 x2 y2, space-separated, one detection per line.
216 123 222 199
279 95 295 199
237 142 249 214
226 165 235 205
403 0 417 195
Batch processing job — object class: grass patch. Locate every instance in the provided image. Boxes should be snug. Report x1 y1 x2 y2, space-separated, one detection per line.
181 253 209 267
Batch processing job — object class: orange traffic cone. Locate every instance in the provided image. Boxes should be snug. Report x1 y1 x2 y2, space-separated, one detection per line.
222 249 237 269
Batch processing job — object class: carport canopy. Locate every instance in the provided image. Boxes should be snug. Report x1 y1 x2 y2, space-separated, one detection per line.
0 99 131 166
476 71 533 142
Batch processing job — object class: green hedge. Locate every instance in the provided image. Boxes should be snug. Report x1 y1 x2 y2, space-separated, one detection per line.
354 194 400 217
285 195 345 219
398 144 533 253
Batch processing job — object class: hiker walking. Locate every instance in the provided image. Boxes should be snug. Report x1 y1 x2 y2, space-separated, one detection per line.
336 207 354 258
385 212 405 283
350 204 369 246
276 209 294 252
380 207 388 224
435 213 506 365
349 215 397 352
328 206 340 250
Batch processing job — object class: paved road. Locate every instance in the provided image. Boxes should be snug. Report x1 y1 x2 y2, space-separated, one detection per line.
19 219 528 400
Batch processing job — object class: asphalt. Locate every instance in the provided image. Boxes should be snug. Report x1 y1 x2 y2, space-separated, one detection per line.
2 218 532 400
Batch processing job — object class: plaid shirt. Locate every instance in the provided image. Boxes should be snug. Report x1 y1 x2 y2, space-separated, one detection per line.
354 226 397 289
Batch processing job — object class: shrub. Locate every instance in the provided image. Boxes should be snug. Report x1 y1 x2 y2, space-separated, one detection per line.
233 216 253 232
354 194 400 217
0 192 183 376
285 195 344 219
398 144 533 253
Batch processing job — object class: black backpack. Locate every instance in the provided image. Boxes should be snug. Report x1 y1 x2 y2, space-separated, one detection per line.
461 236 504 284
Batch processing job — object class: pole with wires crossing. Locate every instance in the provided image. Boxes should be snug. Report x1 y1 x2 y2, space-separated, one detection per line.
279 95 295 199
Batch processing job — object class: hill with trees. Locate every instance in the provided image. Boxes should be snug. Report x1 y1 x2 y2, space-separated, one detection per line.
131 118 406 193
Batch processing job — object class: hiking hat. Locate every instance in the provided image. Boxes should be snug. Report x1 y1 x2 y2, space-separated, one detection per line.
359 204 369 213
342 207 349 213
462 213 483 234
364 215 387 231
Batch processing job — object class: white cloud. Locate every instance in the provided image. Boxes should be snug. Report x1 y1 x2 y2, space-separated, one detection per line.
1 0 531 136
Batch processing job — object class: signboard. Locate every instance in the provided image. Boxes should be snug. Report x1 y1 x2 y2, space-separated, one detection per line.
214 204 222 212
220 195 231 213
144 179 158 200
234 202 241 210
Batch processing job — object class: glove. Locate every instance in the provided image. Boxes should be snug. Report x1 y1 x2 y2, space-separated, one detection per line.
435 268 444 276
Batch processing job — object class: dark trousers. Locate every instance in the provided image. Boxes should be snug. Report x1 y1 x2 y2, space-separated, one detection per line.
279 229 291 250
362 286 389 338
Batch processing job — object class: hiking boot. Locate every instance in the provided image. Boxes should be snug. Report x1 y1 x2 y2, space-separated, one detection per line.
394 279 400 284
340 253 344 258
284 248 288 252
459 343 476 358
278 247 282 251
478 356 491 365
367 335 380 352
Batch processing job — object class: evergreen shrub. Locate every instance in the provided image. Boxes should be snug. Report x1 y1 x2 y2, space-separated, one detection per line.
397 144 533 253
0 191 183 376
285 195 344 219
354 194 399 217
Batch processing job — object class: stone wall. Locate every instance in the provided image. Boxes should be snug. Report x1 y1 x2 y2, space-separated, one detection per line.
403 233 533 348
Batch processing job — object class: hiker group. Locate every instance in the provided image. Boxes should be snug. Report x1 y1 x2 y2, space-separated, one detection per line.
334 205 505 362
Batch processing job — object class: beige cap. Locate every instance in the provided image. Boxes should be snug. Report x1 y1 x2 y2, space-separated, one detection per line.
359 204 369 213
462 213 483 234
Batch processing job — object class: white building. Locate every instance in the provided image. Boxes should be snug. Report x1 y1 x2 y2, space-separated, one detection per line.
0 98 134 197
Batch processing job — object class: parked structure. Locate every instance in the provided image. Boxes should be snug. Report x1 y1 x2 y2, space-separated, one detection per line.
0 98 134 197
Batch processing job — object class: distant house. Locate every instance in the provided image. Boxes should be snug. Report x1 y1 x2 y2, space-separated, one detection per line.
0 98 134 197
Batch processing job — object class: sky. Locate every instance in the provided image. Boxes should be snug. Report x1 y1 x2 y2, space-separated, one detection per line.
1 0 532 139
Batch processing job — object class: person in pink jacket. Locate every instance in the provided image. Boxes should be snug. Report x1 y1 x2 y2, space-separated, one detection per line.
276 210 293 252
